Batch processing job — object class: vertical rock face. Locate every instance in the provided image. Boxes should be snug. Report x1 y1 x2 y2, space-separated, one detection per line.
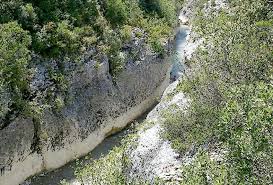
0 118 44 185
40 55 172 171
0 38 172 184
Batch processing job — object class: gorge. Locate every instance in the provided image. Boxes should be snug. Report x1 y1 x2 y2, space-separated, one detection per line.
22 13 192 185
1 0 272 184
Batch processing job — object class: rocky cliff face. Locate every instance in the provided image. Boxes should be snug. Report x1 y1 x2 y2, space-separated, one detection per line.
0 29 173 185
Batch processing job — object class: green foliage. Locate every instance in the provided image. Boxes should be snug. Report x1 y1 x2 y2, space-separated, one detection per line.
109 54 126 76
156 0 177 25
18 3 38 30
140 17 173 54
28 0 98 26
1 0 177 65
34 21 82 57
162 102 219 153
140 0 177 26
120 25 132 42
218 83 273 184
105 0 129 26
180 151 229 185
101 30 125 76
0 22 31 118
163 0 273 184
0 0 23 23
75 147 127 185
73 130 140 184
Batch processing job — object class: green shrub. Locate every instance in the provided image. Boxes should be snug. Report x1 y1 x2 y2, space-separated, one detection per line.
34 21 96 57
145 18 173 54
18 3 37 31
163 0 273 184
180 151 229 185
218 83 273 184
109 54 126 77
120 25 132 42
28 0 98 26
0 21 31 115
33 21 79 57
124 0 144 26
140 0 177 25
75 147 127 185
105 0 129 26
157 0 177 25
0 0 23 23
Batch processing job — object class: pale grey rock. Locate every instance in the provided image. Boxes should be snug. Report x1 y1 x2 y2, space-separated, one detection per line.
0 26 172 185
126 80 189 184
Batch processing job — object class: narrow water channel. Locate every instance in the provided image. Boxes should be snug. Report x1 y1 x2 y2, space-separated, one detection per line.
27 132 126 185
23 25 190 185
24 109 151 185
171 25 190 80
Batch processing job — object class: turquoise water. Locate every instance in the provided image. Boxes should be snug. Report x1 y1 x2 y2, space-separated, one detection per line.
170 25 190 81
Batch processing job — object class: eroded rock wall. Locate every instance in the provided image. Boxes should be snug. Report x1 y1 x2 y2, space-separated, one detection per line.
0 36 172 185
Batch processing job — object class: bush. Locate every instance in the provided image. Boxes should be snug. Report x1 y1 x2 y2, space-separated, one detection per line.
140 0 177 25
0 0 23 23
18 3 37 30
28 0 98 26
0 21 31 118
34 21 96 57
163 0 273 184
180 151 229 185
218 83 273 184
144 18 173 54
105 0 129 26
75 147 127 185
120 25 132 42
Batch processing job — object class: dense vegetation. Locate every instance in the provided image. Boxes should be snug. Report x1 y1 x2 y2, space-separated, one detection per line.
163 0 273 184
0 0 180 127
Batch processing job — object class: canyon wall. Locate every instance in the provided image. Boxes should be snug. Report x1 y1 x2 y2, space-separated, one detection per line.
0 32 172 185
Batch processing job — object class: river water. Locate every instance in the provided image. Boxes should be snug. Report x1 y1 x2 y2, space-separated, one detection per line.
170 25 190 80
23 25 190 185
24 120 141 185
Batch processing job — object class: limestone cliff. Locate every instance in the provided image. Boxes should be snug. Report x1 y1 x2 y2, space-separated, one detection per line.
0 28 173 185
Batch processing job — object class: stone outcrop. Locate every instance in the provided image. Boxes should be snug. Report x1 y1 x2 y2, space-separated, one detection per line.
0 29 172 185
125 81 189 184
